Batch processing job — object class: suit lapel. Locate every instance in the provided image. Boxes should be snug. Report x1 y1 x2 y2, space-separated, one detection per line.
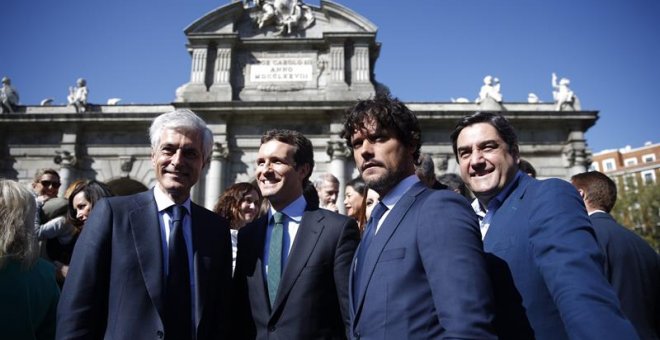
484 175 532 245
129 190 165 317
353 183 424 321
247 215 271 314
191 203 209 331
271 209 324 314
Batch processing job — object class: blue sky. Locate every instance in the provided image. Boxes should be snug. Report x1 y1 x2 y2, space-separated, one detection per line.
3 0 659 153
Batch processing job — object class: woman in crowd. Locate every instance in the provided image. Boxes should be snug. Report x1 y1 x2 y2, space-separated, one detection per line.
48 180 113 285
213 182 263 272
344 177 368 229
0 179 60 339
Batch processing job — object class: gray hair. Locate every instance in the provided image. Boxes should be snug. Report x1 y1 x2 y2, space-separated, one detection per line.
314 173 339 189
0 179 38 269
149 109 214 165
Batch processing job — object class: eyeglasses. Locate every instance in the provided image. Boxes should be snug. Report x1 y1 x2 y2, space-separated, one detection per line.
40 180 61 189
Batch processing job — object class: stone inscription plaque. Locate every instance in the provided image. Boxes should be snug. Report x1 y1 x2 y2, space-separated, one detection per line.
250 58 313 82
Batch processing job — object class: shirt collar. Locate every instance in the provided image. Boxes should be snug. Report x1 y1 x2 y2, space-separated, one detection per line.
153 186 192 214
588 209 607 216
475 170 523 213
380 175 420 211
268 194 307 222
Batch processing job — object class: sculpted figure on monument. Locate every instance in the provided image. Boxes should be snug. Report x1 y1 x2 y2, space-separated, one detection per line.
255 0 315 36
1 76 20 113
475 75 502 104
67 78 88 113
552 72 579 111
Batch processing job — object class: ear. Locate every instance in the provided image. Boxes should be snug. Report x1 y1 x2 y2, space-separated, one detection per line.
297 163 311 180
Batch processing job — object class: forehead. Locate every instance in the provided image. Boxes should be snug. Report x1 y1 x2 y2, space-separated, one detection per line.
258 139 295 158
457 122 503 145
39 173 58 181
158 128 202 147
72 191 89 203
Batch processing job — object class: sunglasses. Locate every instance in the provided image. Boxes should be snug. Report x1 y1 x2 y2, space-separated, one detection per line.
40 180 61 189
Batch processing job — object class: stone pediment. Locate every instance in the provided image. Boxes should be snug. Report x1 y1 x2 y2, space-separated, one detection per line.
175 1 380 102
184 1 377 38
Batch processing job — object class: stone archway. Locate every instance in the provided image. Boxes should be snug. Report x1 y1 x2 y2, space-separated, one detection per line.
106 178 149 197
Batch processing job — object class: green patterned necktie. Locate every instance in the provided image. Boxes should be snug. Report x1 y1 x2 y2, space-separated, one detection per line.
267 211 284 307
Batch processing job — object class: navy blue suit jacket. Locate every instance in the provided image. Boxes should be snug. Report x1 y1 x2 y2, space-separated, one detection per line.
349 182 496 339
484 173 638 340
233 205 359 340
590 212 660 339
56 190 233 340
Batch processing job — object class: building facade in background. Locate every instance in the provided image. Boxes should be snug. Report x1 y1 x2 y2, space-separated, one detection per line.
0 1 596 211
592 142 659 187
592 142 660 248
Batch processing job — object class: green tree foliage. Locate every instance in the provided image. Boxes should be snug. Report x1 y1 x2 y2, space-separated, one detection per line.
611 175 660 252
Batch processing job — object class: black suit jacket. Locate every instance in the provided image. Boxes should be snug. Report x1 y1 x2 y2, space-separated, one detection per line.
590 212 660 339
233 205 359 340
56 190 232 340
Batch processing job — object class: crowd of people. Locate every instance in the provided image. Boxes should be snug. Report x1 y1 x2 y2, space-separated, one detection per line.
0 96 658 340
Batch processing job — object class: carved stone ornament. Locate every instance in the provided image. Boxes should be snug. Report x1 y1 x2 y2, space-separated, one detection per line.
326 140 352 159
255 0 315 36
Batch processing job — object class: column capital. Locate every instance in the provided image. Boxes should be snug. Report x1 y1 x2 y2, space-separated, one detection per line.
326 140 351 160
212 142 229 160
54 150 76 167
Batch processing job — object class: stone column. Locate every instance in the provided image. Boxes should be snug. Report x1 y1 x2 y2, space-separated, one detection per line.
205 142 229 210
352 44 370 84
329 44 345 84
563 130 589 177
327 140 351 215
175 45 210 102
209 44 232 101
191 47 208 84
54 151 75 197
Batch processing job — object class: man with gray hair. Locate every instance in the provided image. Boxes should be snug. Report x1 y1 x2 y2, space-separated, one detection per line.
314 172 340 212
57 109 232 339
415 153 447 190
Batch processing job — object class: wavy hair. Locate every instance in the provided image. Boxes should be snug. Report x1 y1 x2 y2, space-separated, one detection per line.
213 182 263 229
0 179 38 269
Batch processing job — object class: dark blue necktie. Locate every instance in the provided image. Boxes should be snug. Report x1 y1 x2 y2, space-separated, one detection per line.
352 201 388 307
165 205 192 339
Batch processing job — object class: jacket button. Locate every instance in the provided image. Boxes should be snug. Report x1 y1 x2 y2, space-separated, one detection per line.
156 330 164 339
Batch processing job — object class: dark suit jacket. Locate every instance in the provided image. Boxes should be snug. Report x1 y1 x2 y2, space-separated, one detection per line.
349 182 497 339
484 173 638 340
590 212 660 339
56 190 232 340
233 204 359 340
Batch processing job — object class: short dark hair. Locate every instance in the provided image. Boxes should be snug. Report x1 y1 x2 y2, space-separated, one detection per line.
341 93 421 164
346 176 367 197
571 171 617 213
518 159 537 178
450 112 519 161
261 129 315 183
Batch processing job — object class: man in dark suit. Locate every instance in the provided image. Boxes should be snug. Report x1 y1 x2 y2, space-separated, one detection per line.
233 129 359 339
57 109 232 339
571 170 660 339
341 94 497 339
451 111 638 339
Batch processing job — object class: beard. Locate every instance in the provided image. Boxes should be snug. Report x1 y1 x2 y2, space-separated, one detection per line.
363 165 409 196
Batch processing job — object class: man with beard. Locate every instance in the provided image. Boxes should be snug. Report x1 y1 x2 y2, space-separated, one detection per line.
57 109 232 339
342 94 496 339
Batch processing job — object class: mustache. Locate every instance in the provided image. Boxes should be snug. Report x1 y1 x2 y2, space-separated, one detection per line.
360 160 384 172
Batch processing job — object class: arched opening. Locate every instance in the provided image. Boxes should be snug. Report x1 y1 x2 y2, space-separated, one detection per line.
106 178 149 196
